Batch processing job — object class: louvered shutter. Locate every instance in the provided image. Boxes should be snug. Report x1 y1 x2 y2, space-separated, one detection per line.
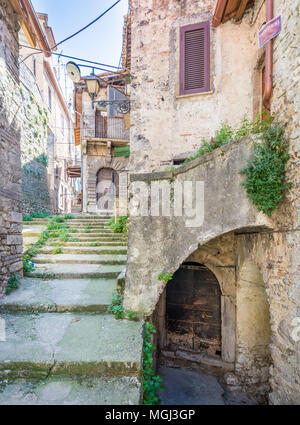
180 22 210 95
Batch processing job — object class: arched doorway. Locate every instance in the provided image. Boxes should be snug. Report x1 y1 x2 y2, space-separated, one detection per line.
166 262 222 357
96 168 119 212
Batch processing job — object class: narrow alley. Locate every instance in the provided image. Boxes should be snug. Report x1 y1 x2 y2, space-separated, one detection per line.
0 215 142 405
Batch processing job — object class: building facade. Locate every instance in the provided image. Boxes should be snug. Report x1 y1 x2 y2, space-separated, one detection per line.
124 0 300 404
75 71 130 215
19 8 76 214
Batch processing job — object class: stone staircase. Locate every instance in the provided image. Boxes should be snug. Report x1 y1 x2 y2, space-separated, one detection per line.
0 215 143 405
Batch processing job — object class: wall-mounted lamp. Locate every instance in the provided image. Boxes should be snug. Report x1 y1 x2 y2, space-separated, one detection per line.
85 72 101 102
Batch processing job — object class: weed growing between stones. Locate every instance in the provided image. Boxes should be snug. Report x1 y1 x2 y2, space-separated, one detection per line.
143 322 165 405
108 292 124 319
84 224 91 233
23 255 35 273
6 273 21 295
89 242 100 247
108 216 128 233
52 247 62 255
127 311 138 321
64 214 75 220
241 123 291 216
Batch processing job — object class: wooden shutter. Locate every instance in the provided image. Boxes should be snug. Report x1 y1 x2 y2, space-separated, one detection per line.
180 22 210 96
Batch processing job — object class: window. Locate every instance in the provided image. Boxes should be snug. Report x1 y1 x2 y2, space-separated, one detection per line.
48 87 52 110
180 21 210 96
108 86 126 117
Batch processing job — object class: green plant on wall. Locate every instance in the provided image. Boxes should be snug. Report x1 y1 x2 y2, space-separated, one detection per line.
241 123 291 216
158 272 173 283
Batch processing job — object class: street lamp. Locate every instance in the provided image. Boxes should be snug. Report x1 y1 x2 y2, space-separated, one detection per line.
85 72 100 102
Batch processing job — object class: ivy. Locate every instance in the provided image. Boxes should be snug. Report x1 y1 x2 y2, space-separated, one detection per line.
241 123 291 216
143 322 165 405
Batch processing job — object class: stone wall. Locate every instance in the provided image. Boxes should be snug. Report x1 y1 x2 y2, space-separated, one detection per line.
265 0 300 405
19 63 51 214
124 133 300 403
0 0 23 293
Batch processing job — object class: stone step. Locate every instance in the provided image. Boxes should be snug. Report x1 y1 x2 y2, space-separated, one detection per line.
59 241 128 247
65 229 115 234
40 247 127 255
62 237 127 243
0 312 143 379
25 263 125 279
0 277 116 313
0 376 141 405
34 254 127 265
56 232 119 237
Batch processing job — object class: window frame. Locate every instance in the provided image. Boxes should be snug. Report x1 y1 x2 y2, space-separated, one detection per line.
179 21 211 96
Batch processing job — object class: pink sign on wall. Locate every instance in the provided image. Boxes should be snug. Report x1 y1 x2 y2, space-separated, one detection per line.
259 16 282 48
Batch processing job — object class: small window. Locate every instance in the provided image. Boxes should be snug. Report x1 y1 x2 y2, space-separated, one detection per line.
180 21 210 96
48 87 52 110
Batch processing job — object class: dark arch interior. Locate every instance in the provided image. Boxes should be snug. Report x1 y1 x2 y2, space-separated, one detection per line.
166 262 222 357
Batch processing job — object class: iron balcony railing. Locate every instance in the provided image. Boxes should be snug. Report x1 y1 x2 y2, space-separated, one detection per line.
83 115 129 141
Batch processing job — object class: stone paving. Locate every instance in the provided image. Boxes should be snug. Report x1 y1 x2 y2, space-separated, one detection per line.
0 216 143 405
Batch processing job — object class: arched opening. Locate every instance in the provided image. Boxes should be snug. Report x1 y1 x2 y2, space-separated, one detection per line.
96 168 119 212
236 258 271 402
165 262 222 357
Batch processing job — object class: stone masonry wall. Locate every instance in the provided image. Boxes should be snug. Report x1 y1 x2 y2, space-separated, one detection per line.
265 0 300 405
0 0 23 294
19 62 51 214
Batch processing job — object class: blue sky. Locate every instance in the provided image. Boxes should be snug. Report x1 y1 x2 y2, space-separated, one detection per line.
31 0 129 75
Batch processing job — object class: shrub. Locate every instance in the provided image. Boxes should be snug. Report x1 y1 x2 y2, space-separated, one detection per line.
108 216 128 233
241 123 291 216
64 214 75 220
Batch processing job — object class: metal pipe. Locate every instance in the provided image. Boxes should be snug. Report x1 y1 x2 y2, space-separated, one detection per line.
263 0 273 110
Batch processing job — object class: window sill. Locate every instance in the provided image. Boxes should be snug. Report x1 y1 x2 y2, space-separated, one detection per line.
176 91 214 100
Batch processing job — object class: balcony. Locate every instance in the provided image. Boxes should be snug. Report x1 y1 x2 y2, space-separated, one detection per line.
83 115 129 143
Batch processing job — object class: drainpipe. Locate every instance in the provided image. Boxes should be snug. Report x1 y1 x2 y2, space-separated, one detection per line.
263 0 273 110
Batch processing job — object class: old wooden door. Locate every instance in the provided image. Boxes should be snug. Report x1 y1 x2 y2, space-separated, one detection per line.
166 263 222 356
